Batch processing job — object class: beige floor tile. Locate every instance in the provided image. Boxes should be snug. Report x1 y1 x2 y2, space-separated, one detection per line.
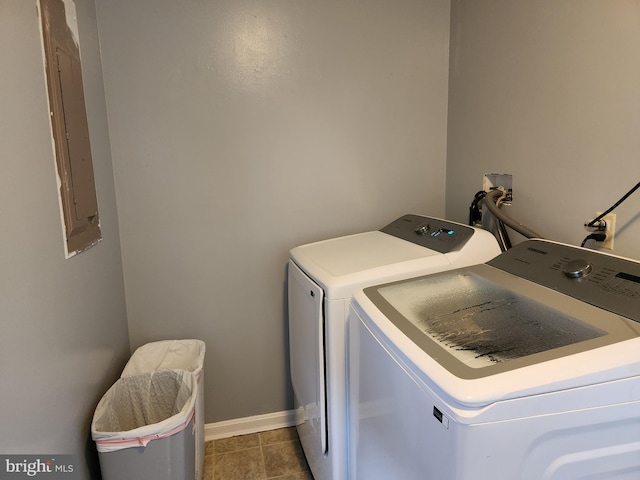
215 432 261 453
205 440 215 456
263 440 310 478
214 446 267 480
260 427 299 445
202 460 215 480
268 472 314 480
204 442 215 480
204 427 314 480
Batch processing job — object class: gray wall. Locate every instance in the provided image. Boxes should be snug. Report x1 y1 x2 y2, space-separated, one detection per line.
6 2 639 473
95 0 451 422
446 0 640 259
0 0 130 477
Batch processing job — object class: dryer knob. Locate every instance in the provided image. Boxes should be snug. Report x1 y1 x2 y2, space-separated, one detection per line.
562 259 593 279
414 225 430 236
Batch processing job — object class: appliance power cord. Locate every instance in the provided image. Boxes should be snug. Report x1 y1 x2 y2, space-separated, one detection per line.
586 181 640 227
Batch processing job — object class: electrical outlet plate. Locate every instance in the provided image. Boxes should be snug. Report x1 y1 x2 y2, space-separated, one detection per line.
598 212 616 250
483 173 513 204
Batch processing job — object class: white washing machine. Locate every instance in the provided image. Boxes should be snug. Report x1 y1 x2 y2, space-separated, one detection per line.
288 214 500 480
349 239 640 480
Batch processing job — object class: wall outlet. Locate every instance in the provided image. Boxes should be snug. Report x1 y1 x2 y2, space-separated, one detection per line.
597 213 616 250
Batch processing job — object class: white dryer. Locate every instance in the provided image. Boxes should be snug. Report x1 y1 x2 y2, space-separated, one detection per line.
288 214 500 480
349 239 640 480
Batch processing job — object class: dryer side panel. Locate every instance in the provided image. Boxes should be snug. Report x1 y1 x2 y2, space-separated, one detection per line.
288 260 327 472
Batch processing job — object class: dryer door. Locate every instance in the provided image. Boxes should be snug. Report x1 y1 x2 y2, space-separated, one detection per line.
288 260 327 455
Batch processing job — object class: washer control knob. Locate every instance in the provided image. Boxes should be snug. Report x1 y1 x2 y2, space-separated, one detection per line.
414 224 430 236
562 259 593 278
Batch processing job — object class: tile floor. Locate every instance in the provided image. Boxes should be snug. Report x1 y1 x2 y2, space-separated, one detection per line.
204 427 314 480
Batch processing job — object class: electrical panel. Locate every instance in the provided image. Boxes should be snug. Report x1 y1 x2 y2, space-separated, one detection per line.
40 0 101 257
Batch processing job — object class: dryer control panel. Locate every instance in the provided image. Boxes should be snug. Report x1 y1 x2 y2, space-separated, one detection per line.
380 214 475 254
488 239 640 322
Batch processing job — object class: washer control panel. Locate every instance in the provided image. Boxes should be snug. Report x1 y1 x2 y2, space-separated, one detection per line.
488 239 640 322
380 214 475 254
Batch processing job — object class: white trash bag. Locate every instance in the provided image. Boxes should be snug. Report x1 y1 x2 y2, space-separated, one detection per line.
120 339 205 480
121 339 205 381
92 370 197 452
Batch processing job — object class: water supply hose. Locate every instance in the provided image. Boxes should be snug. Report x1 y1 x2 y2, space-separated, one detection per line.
484 189 543 239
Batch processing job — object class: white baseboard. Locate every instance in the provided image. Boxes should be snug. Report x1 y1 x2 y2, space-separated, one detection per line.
204 410 297 441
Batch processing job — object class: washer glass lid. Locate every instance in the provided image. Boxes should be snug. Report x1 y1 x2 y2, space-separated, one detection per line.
365 265 640 379
376 271 605 368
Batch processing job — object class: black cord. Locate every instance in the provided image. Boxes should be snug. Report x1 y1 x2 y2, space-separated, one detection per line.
468 190 512 251
468 190 487 226
581 233 607 248
497 220 513 250
587 181 640 227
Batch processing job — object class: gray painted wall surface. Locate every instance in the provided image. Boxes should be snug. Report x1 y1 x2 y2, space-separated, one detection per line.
446 0 640 259
0 1 130 477
5 1 640 475
95 0 451 422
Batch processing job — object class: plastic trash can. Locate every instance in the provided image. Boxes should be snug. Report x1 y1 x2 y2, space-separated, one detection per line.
121 339 206 480
91 370 197 480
